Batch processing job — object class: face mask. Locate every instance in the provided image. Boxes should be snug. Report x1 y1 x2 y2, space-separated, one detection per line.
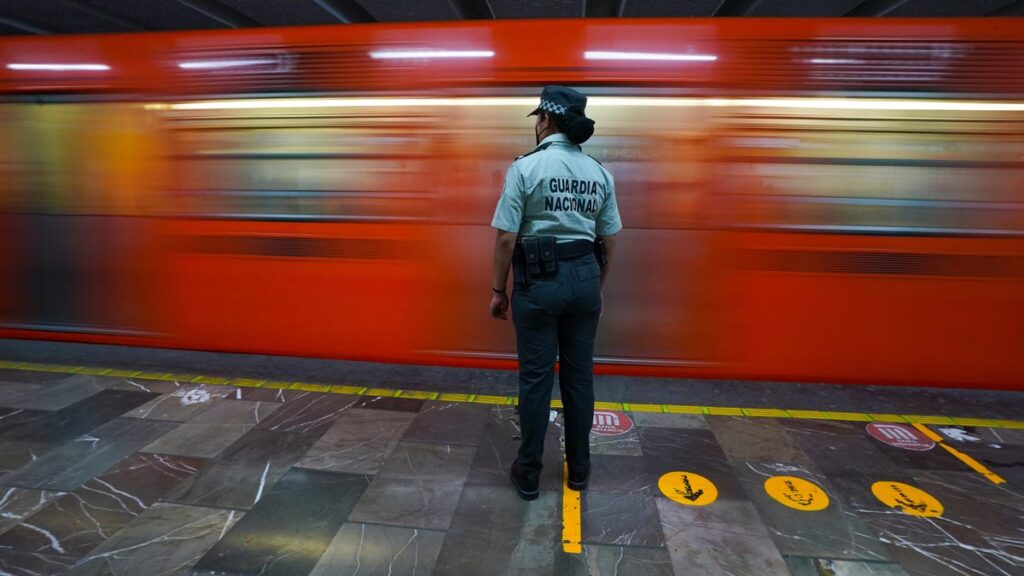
535 119 542 145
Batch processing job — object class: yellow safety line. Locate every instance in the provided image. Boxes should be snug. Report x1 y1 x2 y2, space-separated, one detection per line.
1 359 1023 430
912 423 1006 485
562 462 582 554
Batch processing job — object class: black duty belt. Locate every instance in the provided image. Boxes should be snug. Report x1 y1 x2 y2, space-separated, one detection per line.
556 239 595 260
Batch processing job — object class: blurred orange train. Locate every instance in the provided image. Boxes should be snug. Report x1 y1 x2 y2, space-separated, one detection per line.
1 19 1022 389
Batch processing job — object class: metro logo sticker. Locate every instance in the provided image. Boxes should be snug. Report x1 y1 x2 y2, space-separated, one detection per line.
871 481 944 517
659 471 718 507
592 410 634 436
866 423 935 451
764 476 830 512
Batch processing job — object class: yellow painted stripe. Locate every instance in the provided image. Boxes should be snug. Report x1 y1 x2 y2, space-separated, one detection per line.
911 423 943 442
624 403 663 413
291 382 331 393
913 423 1006 485
562 462 582 554
664 405 704 415
1 359 1022 430
743 408 789 418
940 443 1006 484
706 406 744 416
869 413 910 423
786 409 830 420
826 411 872 422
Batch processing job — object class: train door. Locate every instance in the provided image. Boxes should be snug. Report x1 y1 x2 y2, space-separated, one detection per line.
1 103 162 337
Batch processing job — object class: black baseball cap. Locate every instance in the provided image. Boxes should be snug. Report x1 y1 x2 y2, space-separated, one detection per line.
527 85 588 118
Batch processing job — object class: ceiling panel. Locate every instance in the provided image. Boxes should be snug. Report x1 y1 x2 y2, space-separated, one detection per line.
358 0 460 22
92 0 227 31
217 0 337 26
491 0 583 19
750 0 863 16
0 0 129 33
886 0 1011 16
623 0 723 17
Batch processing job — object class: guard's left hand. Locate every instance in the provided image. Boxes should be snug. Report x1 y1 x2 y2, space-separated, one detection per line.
489 292 509 320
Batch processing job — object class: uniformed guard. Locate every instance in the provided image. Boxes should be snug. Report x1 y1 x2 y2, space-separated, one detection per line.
489 85 622 501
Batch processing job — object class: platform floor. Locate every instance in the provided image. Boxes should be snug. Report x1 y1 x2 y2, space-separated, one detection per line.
0 340 1022 575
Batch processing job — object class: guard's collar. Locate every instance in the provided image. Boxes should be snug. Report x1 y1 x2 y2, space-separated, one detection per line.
538 133 571 146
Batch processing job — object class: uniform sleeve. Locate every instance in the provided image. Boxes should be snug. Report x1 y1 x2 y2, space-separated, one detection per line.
595 171 623 236
490 163 526 234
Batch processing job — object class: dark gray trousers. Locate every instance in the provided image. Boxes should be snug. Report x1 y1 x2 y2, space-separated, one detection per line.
512 252 603 480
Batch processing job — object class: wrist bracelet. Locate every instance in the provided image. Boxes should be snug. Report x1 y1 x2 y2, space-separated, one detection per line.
492 286 506 294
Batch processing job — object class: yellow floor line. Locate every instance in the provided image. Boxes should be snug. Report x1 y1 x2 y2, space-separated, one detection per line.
562 462 582 554
2 359 1023 430
912 423 1006 485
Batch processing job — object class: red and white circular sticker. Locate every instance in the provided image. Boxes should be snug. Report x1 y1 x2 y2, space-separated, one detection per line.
866 423 935 451
592 410 634 436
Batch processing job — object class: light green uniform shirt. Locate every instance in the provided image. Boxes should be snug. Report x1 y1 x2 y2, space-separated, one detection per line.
491 133 622 241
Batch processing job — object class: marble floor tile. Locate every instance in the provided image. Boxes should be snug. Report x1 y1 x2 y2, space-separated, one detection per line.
708 416 812 464
432 484 531 574
587 454 654 494
631 412 707 429
782 420 902 477
0 439 48 478
735 462 891 561
581 491 664 547
109 378 186 395
555 544 675 576
354 395 425 412
589 425 643 456
0 417 179 491
657 497 790 576
639 427 747 501
309 523 445 576
6 375 112 411
65 503 243 576
161 428 323 510
348 477 466 531
0 408 48 435
465 407 562 492
0 550 77 575
507 491 560 575
829 473 1024 576
255 392 359 434
295 407 416 475
124 386 232 422
0 383 48 407
0 389 158 447
192 469 369 576
0 369 68 383
0 453 202 558
141 400 281 459
785 557 911 576
0 486 65 537
375 441 476 482
400 401 491 446
980 426 1024 446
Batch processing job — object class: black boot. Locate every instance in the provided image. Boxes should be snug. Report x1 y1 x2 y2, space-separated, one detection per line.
567 461 590 491
510 459 539 501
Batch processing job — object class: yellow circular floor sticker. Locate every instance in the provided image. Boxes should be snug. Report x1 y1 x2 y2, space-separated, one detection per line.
764 476 830 511
659 471 718 507
871 481 944 517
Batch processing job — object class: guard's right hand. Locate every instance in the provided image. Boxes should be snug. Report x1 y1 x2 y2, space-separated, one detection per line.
489 292 509 320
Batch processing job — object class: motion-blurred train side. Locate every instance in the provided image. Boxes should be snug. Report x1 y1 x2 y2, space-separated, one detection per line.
1 19 1022 389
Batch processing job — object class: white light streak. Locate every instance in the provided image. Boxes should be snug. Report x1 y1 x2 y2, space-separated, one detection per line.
809 58 866 65
150 96 1024 113
585 51 717 62
178 58 279 70
368 49 494 59
7 63 110 71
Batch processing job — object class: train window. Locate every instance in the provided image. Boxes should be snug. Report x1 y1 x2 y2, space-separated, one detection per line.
164 108 435 221
712 109 1024 235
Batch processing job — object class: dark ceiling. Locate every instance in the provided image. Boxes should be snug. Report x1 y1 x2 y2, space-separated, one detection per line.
0 0 1022 36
